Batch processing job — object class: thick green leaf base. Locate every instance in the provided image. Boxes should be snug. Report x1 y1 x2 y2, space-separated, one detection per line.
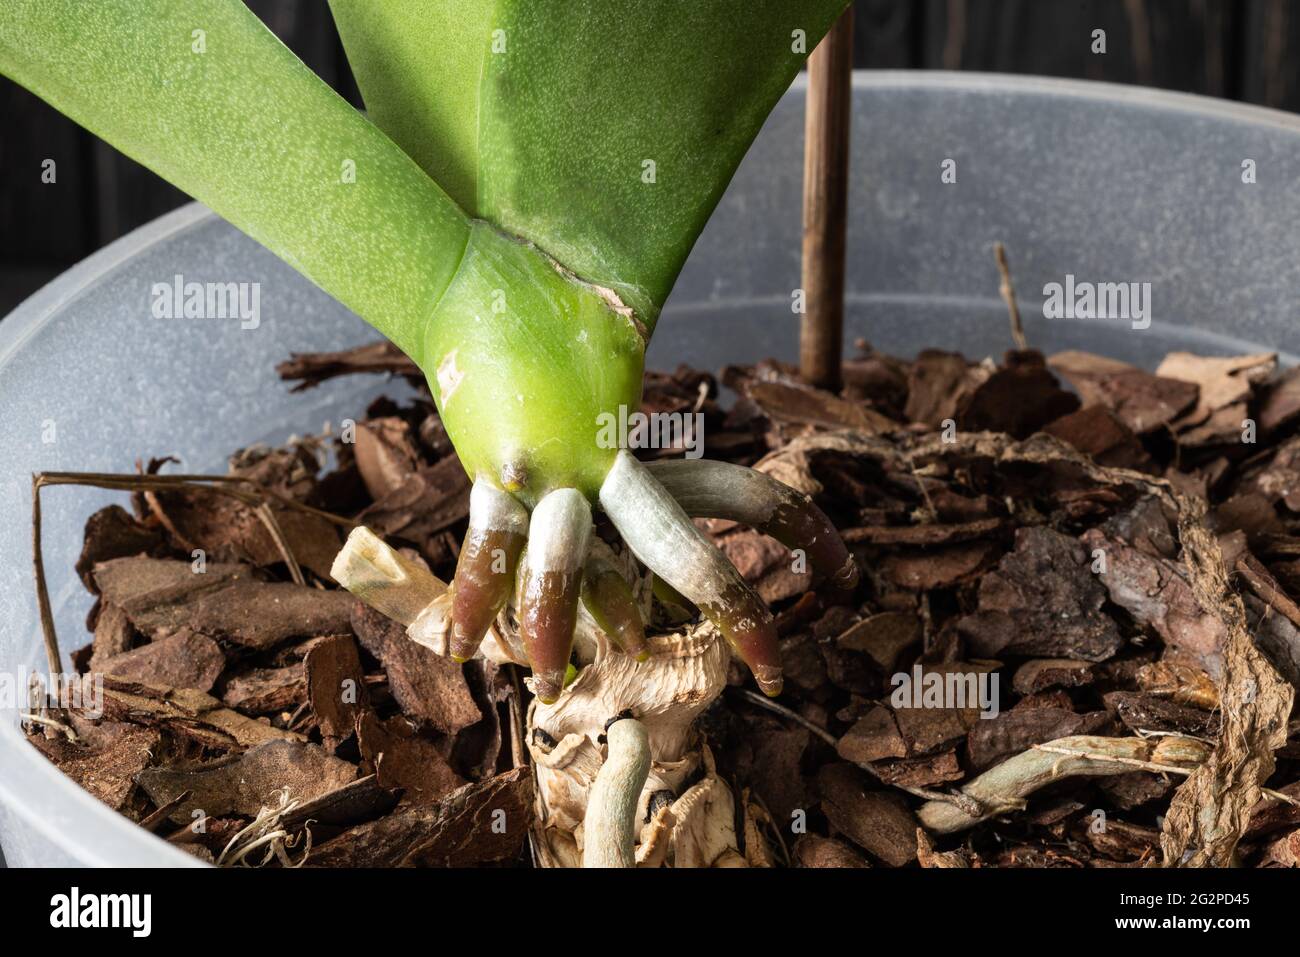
423 223 646 507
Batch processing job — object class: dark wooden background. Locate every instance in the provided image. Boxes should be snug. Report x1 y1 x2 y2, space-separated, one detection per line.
2 0 1298 316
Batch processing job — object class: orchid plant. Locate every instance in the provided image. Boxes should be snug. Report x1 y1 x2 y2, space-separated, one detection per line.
1 0 856 704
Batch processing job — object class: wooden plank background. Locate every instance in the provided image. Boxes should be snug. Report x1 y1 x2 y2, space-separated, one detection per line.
1 0 1294 315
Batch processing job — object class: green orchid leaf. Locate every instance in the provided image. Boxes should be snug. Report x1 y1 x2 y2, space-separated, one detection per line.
327 0 491 214
329 0 851 327
0 0 469 362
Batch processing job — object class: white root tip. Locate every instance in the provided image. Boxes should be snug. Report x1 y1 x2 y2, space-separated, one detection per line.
527 488 593 573
469 477 531 534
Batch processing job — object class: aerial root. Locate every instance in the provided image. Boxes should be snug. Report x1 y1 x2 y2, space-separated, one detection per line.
600 451 783 696
581 551 649 660
646 457 858 590
448 478 528 661
519 488 592 703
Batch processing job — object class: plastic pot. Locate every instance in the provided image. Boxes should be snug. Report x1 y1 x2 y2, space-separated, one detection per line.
3 71 1299 866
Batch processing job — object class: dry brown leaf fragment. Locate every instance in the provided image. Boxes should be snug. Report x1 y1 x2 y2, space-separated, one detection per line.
277 341 422 393
837 706 908 764
1257 828 1300 867
1155 352 1275 429
881 540 1004 591
353 416 421 501
94 632 225 694
1081 529 1227 678
306 767 532 867
28 721 161 813
816 763 919 866
89 674 304 749
135 739 357 823
1043 404 1154 472
792 834 871 868
304 633 368 747
958 526 1124 662
956 350 1080 439
220 662 307 715
92 556 354 651
355 457 471 555
1011 659 1097 695
916 828 971 868
966 707 1112 772
146 486 341 580
356 711 465 806
75 505 164 593
1048 351 1198 434
350 601 481 735
904 350 991 428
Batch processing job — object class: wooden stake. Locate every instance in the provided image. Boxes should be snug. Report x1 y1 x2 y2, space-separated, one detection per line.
800 7 854 391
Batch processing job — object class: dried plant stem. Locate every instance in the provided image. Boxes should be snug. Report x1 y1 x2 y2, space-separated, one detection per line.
30 469 356 683
254 501 305 585
138 789 193 834
18 711 76 741
1035 743 1300 808
31 474 61 679
36 470 357 527
994 242 1027 350
506 664 529 771
1032 742 1201 777
735 687 835 747
1263 788 1300 807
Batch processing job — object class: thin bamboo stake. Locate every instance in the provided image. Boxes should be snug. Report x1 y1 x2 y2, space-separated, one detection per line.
799 7 854 391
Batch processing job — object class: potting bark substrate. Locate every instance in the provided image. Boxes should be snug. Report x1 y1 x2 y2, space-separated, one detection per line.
25 336 1300 868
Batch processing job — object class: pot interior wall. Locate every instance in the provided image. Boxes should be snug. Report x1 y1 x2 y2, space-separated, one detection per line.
3 72 1299 865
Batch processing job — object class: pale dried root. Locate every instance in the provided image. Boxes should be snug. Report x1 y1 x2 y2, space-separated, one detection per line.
330 526 445 626
917 734 1212 834
332 525 524 664
582 716 651 868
